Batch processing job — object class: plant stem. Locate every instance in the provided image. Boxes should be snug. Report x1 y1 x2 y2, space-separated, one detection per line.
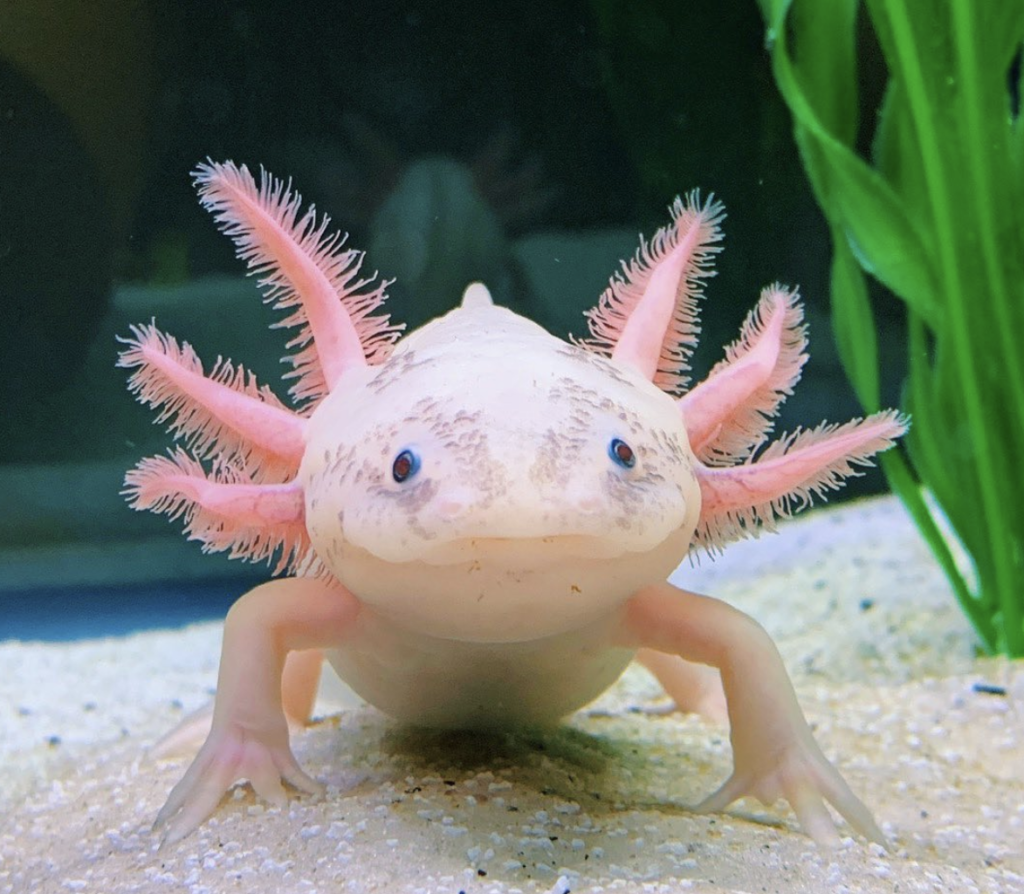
948 0 1024 653
948 2 1024 412
882 451 996 648
881 0 1022 654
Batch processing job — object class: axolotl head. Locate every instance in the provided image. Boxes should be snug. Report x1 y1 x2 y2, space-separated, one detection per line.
301 285 701 642
126 166 907 646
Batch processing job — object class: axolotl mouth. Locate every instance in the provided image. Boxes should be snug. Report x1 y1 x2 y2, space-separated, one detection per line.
408 532 651 567
320 522 697 643
318 475 700 569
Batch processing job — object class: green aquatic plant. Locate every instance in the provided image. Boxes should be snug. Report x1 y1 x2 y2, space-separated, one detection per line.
758 0 1024 655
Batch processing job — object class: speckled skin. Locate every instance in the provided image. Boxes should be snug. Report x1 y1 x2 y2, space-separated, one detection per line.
298 299 698 727
122 162 905 849
304 300 699 647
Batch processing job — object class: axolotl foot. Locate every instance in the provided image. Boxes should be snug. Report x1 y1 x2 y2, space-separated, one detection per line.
153 718 324 847
151 578 358 846
625 583 887 847
691 727 886 846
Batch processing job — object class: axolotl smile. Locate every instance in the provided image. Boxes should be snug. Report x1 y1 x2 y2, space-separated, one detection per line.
301 298 701 641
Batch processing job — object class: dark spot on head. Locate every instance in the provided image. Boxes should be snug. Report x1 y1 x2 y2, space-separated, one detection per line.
366 350 440 396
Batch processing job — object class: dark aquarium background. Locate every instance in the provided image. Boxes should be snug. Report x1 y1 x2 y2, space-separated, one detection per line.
0 0 905 639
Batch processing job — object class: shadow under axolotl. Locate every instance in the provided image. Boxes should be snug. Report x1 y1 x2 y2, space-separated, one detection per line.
289 709 792 880
322 691 777 784
381 723 623 780
379 721 790 829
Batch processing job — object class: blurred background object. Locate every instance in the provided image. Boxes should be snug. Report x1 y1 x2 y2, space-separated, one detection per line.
0 0 155 460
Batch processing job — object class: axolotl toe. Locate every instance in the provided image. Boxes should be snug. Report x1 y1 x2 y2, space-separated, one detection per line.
120 161 906 848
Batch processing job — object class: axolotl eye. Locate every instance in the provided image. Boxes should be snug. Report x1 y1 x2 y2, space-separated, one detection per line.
608 437 636 469
392 448 421 483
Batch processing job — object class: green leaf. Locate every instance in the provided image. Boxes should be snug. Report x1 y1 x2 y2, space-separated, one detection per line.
872 81 933 252
787 0 860 142
761 0 1024 655
765 0 943 328
829 238 880 413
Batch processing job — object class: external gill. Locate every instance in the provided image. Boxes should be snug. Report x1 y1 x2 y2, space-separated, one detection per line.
121 160 401 573
677 288 906 553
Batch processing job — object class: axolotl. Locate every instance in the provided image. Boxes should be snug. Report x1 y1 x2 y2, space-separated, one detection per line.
120 161 906 847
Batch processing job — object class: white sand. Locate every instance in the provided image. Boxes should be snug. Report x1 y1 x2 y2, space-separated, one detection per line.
2 495 1022 893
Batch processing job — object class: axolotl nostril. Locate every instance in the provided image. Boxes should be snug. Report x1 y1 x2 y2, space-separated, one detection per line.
119 160 906 848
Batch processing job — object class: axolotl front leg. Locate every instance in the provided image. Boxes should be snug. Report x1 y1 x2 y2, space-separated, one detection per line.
622 583 886 846
153 577 360 845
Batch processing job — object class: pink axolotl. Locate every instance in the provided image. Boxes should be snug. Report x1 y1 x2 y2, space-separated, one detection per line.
120 161 906 847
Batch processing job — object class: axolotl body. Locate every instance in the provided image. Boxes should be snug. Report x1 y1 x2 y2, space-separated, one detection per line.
121 161 906 847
